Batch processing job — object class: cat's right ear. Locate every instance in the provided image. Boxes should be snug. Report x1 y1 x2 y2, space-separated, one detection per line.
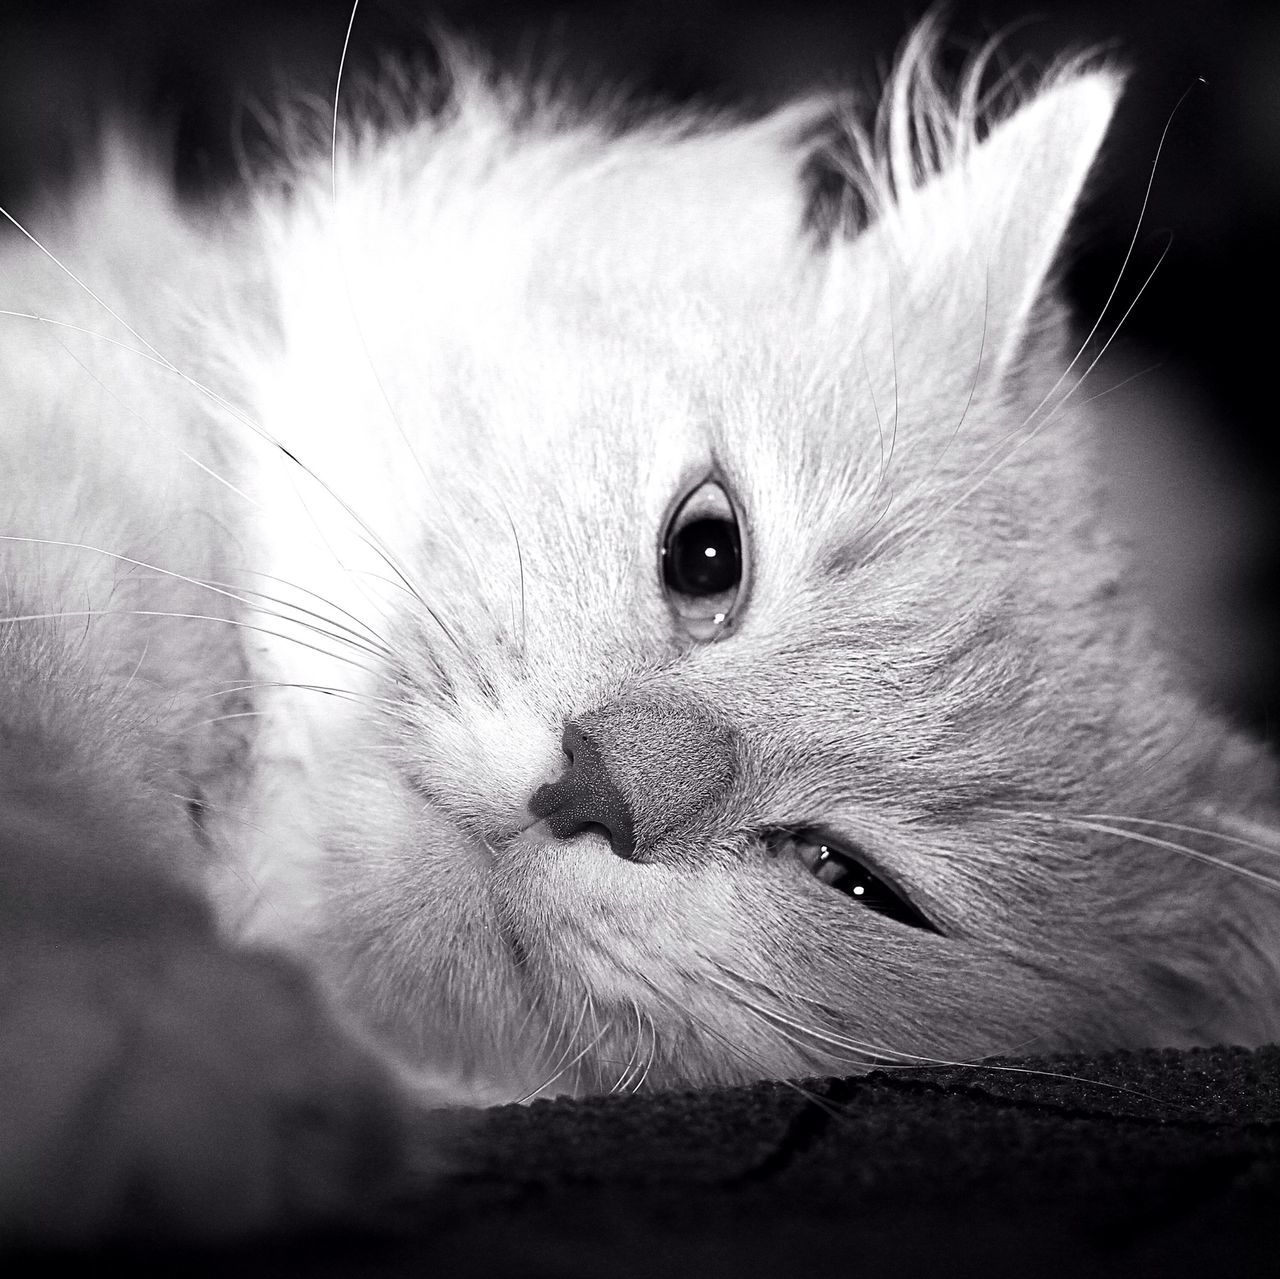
815 55 1122 377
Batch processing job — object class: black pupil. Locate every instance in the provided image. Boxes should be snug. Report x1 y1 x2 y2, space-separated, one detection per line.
664 517 741 597
820 848 938 932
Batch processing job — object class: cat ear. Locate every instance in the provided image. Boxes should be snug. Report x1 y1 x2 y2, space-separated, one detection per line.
822 67 1122 374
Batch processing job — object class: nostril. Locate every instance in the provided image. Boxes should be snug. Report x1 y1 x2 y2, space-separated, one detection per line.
561 720 587 765
525 721 638 859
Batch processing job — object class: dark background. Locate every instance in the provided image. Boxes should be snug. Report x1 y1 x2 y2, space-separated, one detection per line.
1 0 1275 731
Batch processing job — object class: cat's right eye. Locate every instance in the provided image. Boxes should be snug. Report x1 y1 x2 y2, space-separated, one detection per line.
660 479 746 640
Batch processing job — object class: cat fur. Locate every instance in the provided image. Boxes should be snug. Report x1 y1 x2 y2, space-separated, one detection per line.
1 21 1277 1238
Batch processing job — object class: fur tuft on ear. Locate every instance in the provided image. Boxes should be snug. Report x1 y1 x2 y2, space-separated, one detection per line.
816 25 1122 374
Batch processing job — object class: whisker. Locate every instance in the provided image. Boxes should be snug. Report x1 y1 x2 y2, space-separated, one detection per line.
121 638 151 692
28 312 448 667
702 971 923 1068
705 965 1184 1108
1000 231 1173 441
175 710 269 732
209 579 396 661
864 85 1199 563
35 314 278 533
514 1015 605 1105
988 808 1280 891
860 267 991 548
611 999 645 1093
1008 79 1201 442
499 499 528 659
1 297 442 661
170 794 267 838
0 535 394 665
860 342 886 497
330 0 362 209
235 567 392 646
183 679 396 708
881 235 1171 561
632 1012 657 1094
1074 812 1280 861
0 608 384 679
1067 359 1165 410
513 990 594 1103
15 316 449 665
649 985 852 1119
328 0 494 612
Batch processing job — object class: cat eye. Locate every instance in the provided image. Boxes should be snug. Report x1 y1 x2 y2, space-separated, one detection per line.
660 479 745 639
767 830 940 933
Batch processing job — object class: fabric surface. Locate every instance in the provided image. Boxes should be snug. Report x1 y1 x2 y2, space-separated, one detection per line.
22 1045 1280 1275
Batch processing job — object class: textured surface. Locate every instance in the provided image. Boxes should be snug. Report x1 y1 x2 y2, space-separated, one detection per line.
27 1044 1280 1275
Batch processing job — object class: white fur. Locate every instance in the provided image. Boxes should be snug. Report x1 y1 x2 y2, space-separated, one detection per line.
3 26 1277 1113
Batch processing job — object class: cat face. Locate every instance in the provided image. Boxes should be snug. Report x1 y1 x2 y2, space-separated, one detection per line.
223 38 1277 1098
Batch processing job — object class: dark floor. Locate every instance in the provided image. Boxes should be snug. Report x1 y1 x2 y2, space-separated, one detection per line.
30 1044 1280 1277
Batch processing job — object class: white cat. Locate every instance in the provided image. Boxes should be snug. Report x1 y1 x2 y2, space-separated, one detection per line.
1 19 1276 1241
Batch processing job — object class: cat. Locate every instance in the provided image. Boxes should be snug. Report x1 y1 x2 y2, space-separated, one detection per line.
1 15 1277 1244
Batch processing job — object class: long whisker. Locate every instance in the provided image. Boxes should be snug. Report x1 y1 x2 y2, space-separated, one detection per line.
36 311 459 668
183 679 397 708
328 1 494 608
860 342 886 495
10 312 448 661
611 999 645 1093
0 608 384 679
498 499 529 659
989 808 1280 891
330 0 362 206
1009 78 1202 441
863 266 990 545
719 989 883 1070
865 85 1197 562
273 457 471 662
36 313 277 530
1073 812 1280 860
702 970 928 1068
234 567 391 645
329 0 431 492
999 231 1173 441
639 978 851 1119
632 1012 657 1094
513 995 602 1104
705 965 1183 1108
209 580 395 660
0 535 394 664
515 990 592 1103
881 235 1171 561
176 710 269 732
0 295 440 655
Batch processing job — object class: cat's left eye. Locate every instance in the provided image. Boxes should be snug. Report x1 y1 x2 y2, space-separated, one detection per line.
767 830 940 933
660 479 745 640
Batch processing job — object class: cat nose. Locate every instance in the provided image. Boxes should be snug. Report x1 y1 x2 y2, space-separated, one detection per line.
526 695 739 860
528 721 638 859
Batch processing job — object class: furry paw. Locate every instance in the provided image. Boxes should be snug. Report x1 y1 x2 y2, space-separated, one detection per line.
0 933 408 1245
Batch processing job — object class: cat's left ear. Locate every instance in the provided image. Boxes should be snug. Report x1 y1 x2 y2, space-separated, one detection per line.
822 67 1122 374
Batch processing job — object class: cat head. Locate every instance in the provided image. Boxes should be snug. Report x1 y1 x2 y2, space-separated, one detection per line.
233 27 1279 1097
